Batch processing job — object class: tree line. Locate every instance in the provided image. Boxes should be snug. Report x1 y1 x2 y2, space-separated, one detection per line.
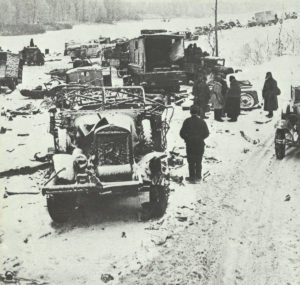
0 0 298 26
0 0 142 25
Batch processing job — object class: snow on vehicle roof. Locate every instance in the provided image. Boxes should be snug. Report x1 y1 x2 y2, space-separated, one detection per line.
74 112 137 136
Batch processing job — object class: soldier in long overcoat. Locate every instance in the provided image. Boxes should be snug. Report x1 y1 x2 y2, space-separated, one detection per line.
225 76 241 122
192 74 210 119
262 72 279 118
210 79 224 122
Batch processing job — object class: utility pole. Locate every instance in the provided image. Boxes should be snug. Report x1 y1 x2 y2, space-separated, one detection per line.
214 0 219 56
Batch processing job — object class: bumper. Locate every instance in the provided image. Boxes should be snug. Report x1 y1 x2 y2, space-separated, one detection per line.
42 180 145 196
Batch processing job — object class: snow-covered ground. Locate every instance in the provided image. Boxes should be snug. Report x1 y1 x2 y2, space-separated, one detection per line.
0 16 300 285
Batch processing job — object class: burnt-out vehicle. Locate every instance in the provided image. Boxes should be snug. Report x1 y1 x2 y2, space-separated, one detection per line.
21 66 112 99
66 66 112 87
274 85 300 159
42 86 172 222
125 33 186 92
0 51 23 91
20 46 44 66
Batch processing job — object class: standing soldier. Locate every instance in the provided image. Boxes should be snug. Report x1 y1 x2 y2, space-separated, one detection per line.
225 76 241 122
180 105 210 183
210 76 224 122
262 72 280 118
192 73 210 119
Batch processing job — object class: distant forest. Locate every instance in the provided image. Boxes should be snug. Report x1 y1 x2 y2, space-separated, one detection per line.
0 0 298 25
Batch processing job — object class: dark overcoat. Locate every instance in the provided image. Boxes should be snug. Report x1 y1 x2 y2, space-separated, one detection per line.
180 115 209 160
192 79 210 106
225 79 241 118
262 77 279 111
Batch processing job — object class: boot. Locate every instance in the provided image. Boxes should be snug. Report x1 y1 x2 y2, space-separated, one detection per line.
215 109 223 122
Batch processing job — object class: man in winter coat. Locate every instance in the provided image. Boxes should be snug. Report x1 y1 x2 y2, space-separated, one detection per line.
225 76 241 122
192 74 210 119
210 78 224 122
262 72 279 118
180 105 210 183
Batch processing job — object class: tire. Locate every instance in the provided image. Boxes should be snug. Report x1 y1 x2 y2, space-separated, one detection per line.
240 92 256 110
47 194 75 223
275 129 286 160
117 68 126 78
149 185 169 217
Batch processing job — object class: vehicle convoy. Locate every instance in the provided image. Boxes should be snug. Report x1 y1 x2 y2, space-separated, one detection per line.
42 86 172 222
20 46 45 66
0 51 23 91
275 85 300 159
125 32 187 92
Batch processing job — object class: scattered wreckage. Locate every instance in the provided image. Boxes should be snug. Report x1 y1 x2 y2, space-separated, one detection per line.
275 85 300 159
0 51 23 91
42 86 173 222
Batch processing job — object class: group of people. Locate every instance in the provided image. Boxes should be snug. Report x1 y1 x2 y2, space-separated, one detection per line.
180 71 280 183
185 44 209 63
192 73 241 122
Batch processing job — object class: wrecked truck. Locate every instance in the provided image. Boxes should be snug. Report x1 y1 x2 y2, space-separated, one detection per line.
125 33 186 92
42 86 172 223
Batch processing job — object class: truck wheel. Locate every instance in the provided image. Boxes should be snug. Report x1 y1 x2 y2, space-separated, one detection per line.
149 185 169 217
275 129 286 160
47 195 75 223
240 92 256 110
117 68 126 78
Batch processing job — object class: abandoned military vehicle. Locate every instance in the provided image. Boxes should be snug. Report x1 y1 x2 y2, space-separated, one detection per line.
43 86 172 222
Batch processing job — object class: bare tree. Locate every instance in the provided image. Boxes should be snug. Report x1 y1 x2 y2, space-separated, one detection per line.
207 28 216 56
276 19 284 56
